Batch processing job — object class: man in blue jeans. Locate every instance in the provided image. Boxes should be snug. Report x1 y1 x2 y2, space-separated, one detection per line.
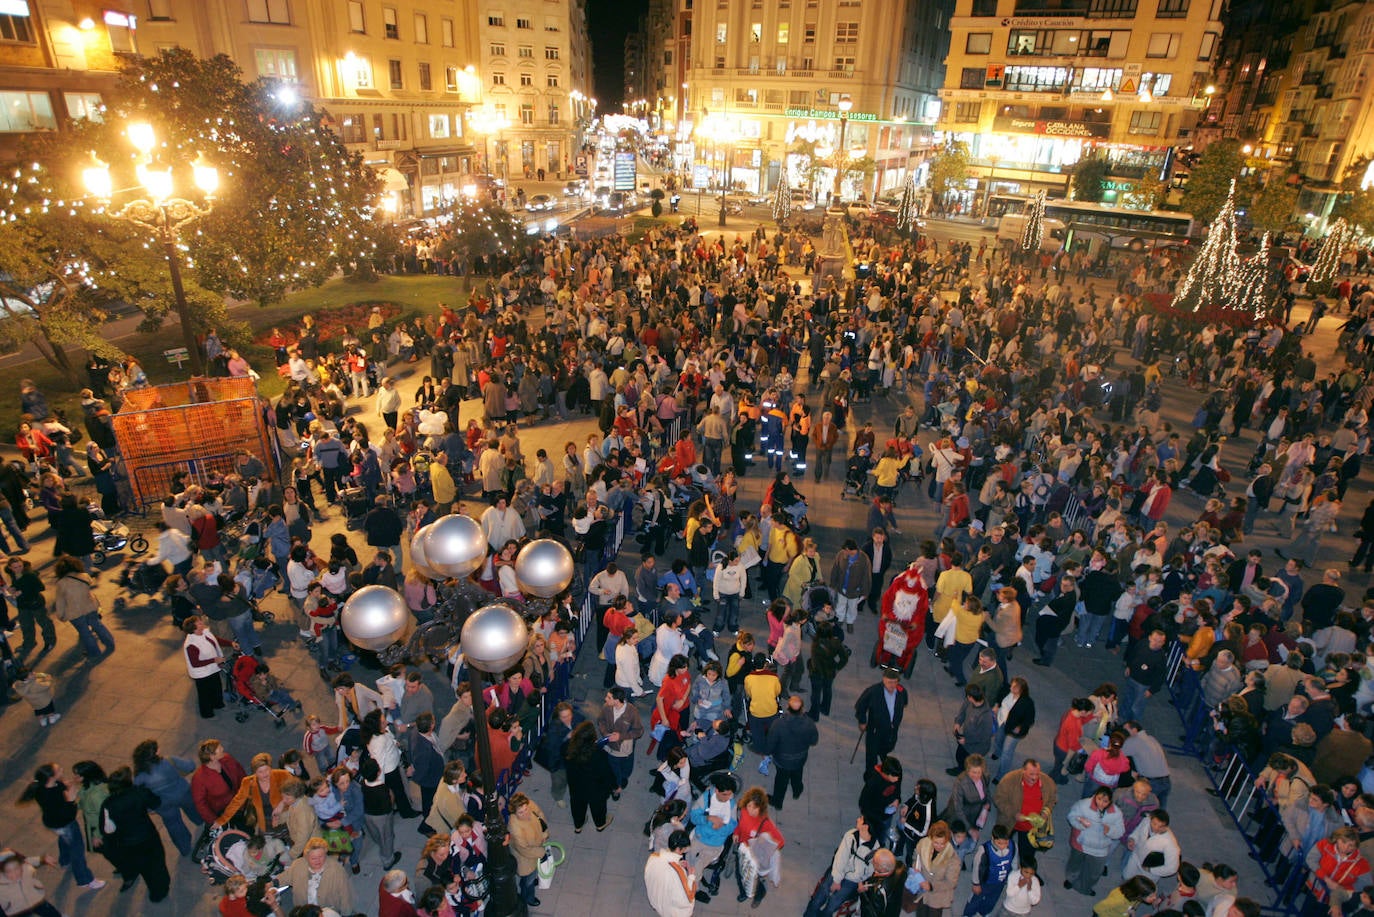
804 815 876 917
1121 628 1169 723
596 687 644 798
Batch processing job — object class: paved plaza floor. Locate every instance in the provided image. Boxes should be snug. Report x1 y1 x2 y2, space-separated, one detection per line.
0 247 1349 915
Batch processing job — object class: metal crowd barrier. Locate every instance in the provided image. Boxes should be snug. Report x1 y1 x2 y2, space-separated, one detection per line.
1161 642 1321 916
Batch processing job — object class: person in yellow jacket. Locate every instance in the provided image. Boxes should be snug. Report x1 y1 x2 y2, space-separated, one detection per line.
783 538 821 608
430 453 457 512
762 514 800 601
944 595 991 686
872 448 909 500
931 553 973 651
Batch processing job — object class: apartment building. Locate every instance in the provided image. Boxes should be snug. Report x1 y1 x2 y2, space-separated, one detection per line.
936 0 1221 210
678 0 952 198
474 0 593 182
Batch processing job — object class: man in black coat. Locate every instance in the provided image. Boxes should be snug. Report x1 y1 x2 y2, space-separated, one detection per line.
855 669 908 771
362 495 405 572
764 695 819 810
407 711 447 833
862 528 895 614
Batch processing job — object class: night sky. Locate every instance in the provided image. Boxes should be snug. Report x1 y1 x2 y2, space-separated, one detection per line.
587 0 649 110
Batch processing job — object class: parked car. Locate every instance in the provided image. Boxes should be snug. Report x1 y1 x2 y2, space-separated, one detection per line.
563 180 587 197
526 193 555 212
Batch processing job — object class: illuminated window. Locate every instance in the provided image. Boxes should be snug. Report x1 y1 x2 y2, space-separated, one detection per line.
63 92 103 122
347 0 364 33
778 23 789 43
1128 110 1162 133
104 10 137 53
254 47 299 82
0 91 55 131
429 114 450 138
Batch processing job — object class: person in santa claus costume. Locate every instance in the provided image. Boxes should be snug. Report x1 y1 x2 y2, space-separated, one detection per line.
874 563 928 676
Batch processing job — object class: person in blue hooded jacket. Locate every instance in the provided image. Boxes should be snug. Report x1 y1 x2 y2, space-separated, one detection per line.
687 771 739 902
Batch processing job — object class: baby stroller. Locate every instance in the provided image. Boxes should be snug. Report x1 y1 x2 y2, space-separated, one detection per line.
233 558 280 624
112 560 167 611
340 485 370 531
198 828 288 886
840 446 874 501
227 653 297 726
89 515 149 569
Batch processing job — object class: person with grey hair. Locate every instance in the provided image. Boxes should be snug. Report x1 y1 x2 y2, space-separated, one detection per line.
1201 650 1243 709
378 867 415 914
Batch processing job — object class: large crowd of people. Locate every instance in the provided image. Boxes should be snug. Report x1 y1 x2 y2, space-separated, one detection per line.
5 208 1374 917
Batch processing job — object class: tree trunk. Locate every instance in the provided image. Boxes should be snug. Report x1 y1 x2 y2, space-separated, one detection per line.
32 326 82 387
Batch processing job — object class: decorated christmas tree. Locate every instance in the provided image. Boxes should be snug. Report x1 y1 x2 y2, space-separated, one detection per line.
1020 190 1047 252
1171 179 1242 313
1234 232 1272 317
897 174 918 237
1309 217 1349 286
771 174 792 227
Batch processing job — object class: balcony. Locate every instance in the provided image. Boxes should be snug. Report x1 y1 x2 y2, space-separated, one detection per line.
827 69 856 79
375 139 407 150
1300 71 1322 85
1316 84 1333 98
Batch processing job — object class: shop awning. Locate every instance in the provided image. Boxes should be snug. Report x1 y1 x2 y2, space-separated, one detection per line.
377 167 409 192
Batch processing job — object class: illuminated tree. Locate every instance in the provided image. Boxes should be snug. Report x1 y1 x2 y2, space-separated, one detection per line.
771 174 792 227
435 198 524 272
897 174 918 237
1171 179 1242 313
927 142 970 214
1310 218 1349 286
1072 157 1109 203
1182 139 1252 223
1021 191 1047 251
1235 232 1273 317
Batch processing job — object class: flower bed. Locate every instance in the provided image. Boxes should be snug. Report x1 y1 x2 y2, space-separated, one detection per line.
252 302 403 347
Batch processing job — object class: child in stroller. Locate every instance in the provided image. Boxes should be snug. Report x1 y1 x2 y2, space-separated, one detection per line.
841 445 874 501
208 832 288 884
229 654 299 725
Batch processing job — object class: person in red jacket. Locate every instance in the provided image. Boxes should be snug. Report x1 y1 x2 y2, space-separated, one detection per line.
190 739 248 825
1047 698 1097 785
1306 826 1371 910
379 869 420 917
733 786 785 907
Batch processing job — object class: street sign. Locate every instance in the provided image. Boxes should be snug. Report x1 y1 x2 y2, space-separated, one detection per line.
164 347 189 368
613 151 636 192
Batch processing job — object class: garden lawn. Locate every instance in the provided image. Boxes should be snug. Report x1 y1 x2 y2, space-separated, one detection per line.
2 273 468 435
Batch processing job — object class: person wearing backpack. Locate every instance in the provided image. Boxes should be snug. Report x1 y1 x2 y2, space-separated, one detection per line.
808 621 850 721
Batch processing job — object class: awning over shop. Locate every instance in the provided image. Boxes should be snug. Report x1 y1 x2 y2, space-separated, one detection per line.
377 167 409 192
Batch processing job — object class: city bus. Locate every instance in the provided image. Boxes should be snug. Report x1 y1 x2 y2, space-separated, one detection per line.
991 194 1195 253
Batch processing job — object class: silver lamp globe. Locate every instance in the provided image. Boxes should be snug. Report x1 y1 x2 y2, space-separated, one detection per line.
340 585 411 651
513 539 574 598
460 603 530 673
421 513 486 578
408 524 441 579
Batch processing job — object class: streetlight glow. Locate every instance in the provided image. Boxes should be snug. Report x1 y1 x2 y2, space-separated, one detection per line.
127 121 156 154
192 154 219 197
82 155 111 201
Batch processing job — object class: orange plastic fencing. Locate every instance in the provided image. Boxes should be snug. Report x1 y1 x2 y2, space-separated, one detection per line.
112 379 277 508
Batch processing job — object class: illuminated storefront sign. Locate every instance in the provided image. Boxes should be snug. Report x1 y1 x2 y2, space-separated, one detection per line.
783 108 878 122
993 115 1109 138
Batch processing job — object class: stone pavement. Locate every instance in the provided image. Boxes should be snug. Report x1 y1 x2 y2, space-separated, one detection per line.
0 267 1353 916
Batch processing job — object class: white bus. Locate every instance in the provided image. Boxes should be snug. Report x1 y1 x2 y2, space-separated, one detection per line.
995 211 1068 252
991 194 1195 253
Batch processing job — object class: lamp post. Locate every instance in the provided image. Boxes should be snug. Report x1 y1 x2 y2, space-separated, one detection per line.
469 108 511 182
461 603 531 917
695 113 737 227
832 96 853 206
83 122 218 377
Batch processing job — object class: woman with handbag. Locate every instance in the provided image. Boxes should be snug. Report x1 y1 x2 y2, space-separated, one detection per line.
907 820 961 916
507 793 550 908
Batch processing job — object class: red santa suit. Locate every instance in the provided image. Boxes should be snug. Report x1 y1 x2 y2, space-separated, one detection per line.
877 564 929 673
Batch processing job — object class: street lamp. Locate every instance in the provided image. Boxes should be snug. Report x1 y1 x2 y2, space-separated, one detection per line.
468 108 511 182
832 96 853 205
695 112 738 227
82 122 219 377
461 603 531 917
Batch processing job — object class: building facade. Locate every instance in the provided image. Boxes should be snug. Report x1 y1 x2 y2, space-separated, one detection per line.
936 0 1221 212
677 0 952 199
474 0 593 183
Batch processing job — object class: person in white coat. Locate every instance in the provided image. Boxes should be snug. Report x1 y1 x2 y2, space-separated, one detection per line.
1000 862 1043 915
649 612 690 686
1121 810 1181 883
480 498 526 551
616 631 649 697
645 829 697 916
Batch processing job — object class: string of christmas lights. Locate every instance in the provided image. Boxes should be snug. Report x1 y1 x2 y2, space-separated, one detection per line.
897 174 918 237
1234 232 1272 317
1171 179 1242 313
1310 217 1348 287
771 175 792 227
1020 190 1046 252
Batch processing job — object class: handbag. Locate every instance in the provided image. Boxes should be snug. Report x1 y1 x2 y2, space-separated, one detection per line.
1066 750 1088 776
934 611 958 648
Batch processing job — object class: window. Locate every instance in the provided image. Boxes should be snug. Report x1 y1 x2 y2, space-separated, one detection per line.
487 14 504 26
371 114 383 139
446 66 461 89
520 72 532 85
544 45 558 59
750 22 761 42
0 91 55 132
1197 31 1217 60
960 66 984 88
490 42 506 56
716 23 726 43
105 11 137 52
247 0 290 24
1088 0 1137 15
414 13 427 43
0 12 32 42
832 55 855 70
788 89 808 104
347 0 364 32
953 101 982 122
491 72 505 84
777 23 789 43
418 62 431 90
383 7 398 39
971 0 997 13
966 32 992 53
548 103 559 123
804 23 816 42
519 103 534 124
546 74 559 87
254 47 299 81
836 22 858 42
64 92 103 122
392 112 406 141
714 54 725 67
429 114 449 138
545 18 560 31
516 17 531 28
1143 72 1172 94
1156 0 1189 16
148 0 173 19
1146 32 1179 57
388 58 403 89
339 115 365 144
1128 110 1162 133
493 103 507 119
518 45 533 57
441 18 454 47
352 55 373 88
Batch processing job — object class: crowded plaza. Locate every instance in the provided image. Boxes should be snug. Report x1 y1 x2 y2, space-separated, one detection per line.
4 207 1374 917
